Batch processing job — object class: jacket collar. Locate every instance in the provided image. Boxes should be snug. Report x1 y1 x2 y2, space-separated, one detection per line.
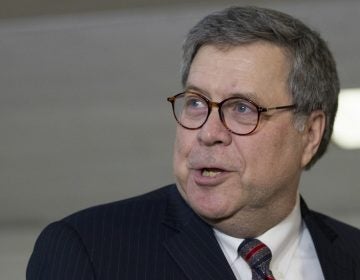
301 197 355 280
162 185 237 280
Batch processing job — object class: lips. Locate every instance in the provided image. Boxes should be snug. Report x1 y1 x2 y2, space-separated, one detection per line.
201 168 223 177
191 167 230 186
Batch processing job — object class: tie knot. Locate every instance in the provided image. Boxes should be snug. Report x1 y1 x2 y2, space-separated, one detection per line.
238 239 272 268
238 239 275 280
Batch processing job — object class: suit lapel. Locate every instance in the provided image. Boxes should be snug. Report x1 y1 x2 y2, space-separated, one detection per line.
301 198 355 280
162 189 357 280
162 186 237 280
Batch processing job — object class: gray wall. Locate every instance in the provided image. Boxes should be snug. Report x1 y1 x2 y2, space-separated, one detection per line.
1 1 359 279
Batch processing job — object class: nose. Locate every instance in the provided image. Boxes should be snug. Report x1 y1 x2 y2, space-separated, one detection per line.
197 109 232 146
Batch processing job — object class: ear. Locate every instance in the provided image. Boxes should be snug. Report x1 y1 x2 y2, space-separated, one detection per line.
301 110 326 168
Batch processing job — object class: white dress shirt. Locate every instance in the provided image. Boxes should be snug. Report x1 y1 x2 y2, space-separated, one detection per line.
214 196 325 280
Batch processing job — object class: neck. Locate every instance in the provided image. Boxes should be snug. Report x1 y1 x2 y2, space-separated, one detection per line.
206 194 298 238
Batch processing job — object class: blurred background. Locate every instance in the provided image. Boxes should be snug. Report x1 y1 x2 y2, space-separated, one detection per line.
1 0 359 279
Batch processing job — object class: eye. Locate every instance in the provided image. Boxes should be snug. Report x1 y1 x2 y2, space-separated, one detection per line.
226 99 256 114
184 95 207 109
235 102 251 113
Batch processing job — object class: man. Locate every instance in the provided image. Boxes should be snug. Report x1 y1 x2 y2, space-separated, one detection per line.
27 6 360 280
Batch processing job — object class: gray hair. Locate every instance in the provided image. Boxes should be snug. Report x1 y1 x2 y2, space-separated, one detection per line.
181 6 340 169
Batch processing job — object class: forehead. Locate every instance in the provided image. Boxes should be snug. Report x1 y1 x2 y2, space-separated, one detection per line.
186 43 291 104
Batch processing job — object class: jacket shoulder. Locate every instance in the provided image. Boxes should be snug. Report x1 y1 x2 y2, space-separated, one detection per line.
311 210 360 238
63 184 176 228
307 209 360 261
27 185 182 279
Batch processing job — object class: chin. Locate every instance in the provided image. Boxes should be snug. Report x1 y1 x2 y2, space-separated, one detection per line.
176 180 237 221
188 196 234 221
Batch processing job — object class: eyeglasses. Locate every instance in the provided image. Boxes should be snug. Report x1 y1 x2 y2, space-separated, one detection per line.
167 91 297 135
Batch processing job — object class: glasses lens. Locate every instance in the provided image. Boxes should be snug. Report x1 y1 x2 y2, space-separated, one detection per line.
222 98 259 134
173 93 208 129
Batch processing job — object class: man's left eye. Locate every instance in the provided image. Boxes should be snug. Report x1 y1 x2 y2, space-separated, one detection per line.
229 101 254 114
235 103 249 112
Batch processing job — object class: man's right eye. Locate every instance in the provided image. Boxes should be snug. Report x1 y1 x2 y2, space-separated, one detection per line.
185 97 206 109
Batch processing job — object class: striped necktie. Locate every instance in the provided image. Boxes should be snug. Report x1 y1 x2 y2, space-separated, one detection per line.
238 238 276 280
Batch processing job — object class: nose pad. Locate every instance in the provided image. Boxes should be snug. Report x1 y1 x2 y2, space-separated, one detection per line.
197 109 232 146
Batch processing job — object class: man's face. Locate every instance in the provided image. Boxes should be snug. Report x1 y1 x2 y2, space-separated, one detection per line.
173 43 310 226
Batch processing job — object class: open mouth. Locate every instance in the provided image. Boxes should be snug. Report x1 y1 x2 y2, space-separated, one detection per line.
201 168 223 177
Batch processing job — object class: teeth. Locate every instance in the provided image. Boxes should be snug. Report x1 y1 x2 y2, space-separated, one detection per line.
202 169 221 177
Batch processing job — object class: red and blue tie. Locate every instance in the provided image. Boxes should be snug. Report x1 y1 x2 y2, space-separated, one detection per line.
238 239 276 280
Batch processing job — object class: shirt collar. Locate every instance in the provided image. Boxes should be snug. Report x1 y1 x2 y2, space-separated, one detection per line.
214 195 302 267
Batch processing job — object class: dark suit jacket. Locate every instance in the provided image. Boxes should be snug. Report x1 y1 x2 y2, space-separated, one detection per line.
27 184 360 280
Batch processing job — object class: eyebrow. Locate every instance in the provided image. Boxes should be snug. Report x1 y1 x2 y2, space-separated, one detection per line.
184 85 208 96
184 84 261 104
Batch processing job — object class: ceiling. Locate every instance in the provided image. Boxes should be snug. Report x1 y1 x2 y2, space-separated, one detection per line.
1 0 230 19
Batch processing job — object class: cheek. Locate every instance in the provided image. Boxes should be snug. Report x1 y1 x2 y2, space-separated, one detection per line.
244 128 303 178
235 130 287 171
173 129 195 180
